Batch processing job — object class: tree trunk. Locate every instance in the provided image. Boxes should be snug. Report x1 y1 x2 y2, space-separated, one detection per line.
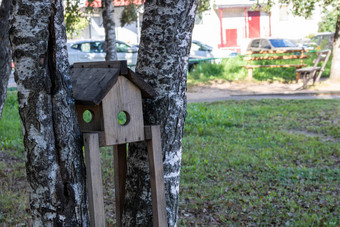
102 0 117 61
123 1 198 226
10 0 89 225
0 0 11 119
330 10 340 81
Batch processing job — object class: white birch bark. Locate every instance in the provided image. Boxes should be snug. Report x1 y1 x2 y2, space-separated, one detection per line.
102 0 117 61
330 11 340 80
123 1 198 226
0 0 11 118
10 0 89 225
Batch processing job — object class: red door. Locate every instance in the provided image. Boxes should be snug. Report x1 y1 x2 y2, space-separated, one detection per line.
226 29 237 47
248 11 260 38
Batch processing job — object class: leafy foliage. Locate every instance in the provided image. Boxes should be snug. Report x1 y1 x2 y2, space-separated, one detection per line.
64 0 90 39
120 0 210 26
257 0 337 18
197 0 210 18
318 8 338 32
120 3 139 27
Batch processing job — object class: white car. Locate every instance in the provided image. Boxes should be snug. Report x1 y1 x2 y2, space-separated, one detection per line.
247 38 301 52
67 40 138 66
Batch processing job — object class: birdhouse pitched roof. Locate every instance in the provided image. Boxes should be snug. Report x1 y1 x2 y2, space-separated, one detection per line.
71 61 157 105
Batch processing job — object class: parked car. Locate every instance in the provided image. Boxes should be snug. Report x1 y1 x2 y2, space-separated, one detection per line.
303 32 334 50
190 40 215 58
247 38 301 52
189 40 236 71
67 40 138 66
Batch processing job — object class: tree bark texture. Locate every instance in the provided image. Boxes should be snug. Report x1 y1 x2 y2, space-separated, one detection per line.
330 10 340 80
0 0 11 119
102 0 117 61
123 1 198 226
10 0 89 225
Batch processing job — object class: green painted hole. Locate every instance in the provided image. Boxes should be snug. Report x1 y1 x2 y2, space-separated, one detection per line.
118 111 130 126
83 110 93 123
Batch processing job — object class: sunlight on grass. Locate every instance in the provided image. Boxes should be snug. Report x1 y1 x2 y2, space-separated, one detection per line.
0 92 339 225
188 52 333 85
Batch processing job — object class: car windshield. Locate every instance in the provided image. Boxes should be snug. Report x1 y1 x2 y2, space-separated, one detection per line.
193 41 212 51
269 39 296 48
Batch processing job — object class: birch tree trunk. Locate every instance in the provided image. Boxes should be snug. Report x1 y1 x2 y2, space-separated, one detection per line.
123 1 198 226
10 0 89 225
330 11 340 80
0 0 11 118
102 0 117 60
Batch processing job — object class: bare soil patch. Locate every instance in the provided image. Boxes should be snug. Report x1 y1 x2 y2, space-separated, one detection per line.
187 79 340 101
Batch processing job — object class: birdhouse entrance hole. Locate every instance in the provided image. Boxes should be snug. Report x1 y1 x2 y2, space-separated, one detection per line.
83 110 94 123
118 111 130 126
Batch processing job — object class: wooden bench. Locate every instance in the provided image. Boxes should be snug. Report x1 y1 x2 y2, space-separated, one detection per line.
243 49 309 81
296 49 331 88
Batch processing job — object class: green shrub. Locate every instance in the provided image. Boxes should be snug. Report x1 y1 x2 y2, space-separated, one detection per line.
188 52 332 84
188 56 247 83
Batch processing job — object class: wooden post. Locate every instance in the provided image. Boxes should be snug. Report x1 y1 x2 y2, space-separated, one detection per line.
145 126 168 227
248 68 253 81
247 53 253 81
114 144 127 227
296 71 300 83
83 133 105 227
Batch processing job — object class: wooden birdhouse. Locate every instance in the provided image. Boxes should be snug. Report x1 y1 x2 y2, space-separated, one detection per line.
71 61 167 227
71 61 157 146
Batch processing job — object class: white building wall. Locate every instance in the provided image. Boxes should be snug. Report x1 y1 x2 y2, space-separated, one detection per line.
270 4 321 39
260 10 270 37
192 7 221 49
80 7 141 45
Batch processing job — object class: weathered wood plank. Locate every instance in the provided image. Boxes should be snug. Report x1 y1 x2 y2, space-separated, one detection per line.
72 60 128 75
83 133 105 227
244 55 309 61
102 76 145 145
72 67 120 105
243 64 307 69
71 61 157 105
114 144 127 227
296 66 321 73
245 49 307 55
146 125 168 227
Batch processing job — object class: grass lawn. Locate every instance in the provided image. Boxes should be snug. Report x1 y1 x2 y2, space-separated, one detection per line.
0 92 339 225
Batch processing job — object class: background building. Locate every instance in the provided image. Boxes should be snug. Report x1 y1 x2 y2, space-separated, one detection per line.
76 0 322 54
192 0 322 54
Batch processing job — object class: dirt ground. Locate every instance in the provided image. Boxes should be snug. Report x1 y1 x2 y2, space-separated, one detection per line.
9 75 340 101
187 79 340 102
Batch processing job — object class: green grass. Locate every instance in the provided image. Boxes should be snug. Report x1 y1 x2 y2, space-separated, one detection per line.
0 91 23 155
188 56 248 84
188 52 333 84
179 99 339 226
0 93 339 225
